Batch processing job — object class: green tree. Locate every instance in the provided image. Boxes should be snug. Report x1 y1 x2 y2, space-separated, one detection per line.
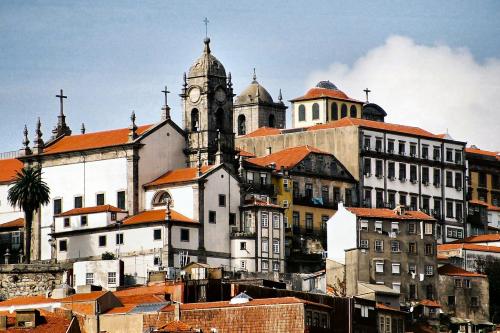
7 166 50 264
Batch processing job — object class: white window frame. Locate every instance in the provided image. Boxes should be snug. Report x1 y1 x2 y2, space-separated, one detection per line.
392 282 401 293
424 223 433 235
391 222 399 233
425 265 434 276
273 261 280 272
240 260 246 269
262 238 269 253
375 261 384 273
360 239 369 249
108 272 116 285
392 263 401 274
375 221 383 233
272 213 280 229
86 273 94 285
375 240 383 252
360 220 368 231
273 239 280 254
261 260 268 270
261 212 269 228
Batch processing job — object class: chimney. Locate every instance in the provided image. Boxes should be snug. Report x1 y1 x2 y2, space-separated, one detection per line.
174 302 181 321
266 147 272 155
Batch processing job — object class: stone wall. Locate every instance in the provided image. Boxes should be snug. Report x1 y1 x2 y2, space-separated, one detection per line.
0 263 71 300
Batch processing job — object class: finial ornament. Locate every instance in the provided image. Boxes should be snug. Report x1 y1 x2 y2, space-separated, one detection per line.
252 68 257 82
203 37 211 54
129 111 138 141
228 72 233 88
278 89 283 103
23 125 29 148
183 72 187 88
33 117 44 153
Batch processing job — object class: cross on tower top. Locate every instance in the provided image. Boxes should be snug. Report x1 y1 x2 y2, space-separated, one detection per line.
56 89 67 116
161 86 170 106
363 88 371 103
203 17 209 38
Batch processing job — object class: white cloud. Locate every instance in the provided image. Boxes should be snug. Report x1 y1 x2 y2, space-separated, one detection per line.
307 35 500 151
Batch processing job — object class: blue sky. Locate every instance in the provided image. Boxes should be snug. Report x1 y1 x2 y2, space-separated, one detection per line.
1 1 499 152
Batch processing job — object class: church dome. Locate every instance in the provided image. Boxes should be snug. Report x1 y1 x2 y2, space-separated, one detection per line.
316 80 338 90
235 73 274 105
188 38 226 78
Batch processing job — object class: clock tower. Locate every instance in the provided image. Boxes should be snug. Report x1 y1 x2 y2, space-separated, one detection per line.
182 38 235 167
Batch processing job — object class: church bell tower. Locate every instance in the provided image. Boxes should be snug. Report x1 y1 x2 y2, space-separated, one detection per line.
182 38 235 167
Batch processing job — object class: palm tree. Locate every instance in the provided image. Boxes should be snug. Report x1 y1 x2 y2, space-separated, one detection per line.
8 166 50 264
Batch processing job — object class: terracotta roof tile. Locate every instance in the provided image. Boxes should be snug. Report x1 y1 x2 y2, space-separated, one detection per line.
376 303 405 313
145 166 214 187
438 264 486 277
489 205 500 212
236 148 256 158
0 159 23 184
0 309 73 333
59 290 107 303
43 125 153 155
290 87 361 103
247 145 330 170
346 207 435 221
242 127 282 138
117 294 166 305
122 209 196 226
103 303 137 314
307 118 441 139
469 199 489 207
0 295 59 307
456 233 500 244
418 299 441 308
438 243 500 254
113 284 175 297
0 218 24 229
57 205 125 217
437 253 449 260
465 147 499 159
161 297 330 311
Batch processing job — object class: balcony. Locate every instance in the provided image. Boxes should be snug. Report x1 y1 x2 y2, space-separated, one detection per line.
293 196 339 209
230 230 256 239
242 182 275 196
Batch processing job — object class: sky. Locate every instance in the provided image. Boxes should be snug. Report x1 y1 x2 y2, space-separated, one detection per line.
1 1 499 152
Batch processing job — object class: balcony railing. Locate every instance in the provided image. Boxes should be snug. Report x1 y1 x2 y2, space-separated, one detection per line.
243 182 275 196
230 231 256 239
293 196 339 209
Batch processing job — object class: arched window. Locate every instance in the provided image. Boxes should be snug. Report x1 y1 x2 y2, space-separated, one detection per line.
216 108 224 132
191 109 199 131
350 105 357 118
312 103 320 120
268 114 276 128
341 104 347 118
238 115 246 135
152 191 172 206
331 103 338 121
298 105 306 121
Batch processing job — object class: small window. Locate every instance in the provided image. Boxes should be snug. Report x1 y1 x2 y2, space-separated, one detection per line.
312 103 320 120
273 239 280 254
375 261 384 273
98 235 106 247
180 228 190 242
96 193 105 206
448 295 455 306
262 238 269 252
425 265 434 276
111 212 117 221
59 240 67 252
209 211 216 224
116 233 124 245
391 222 399 233
375 221 383 233
218 194 226 207
375 240 383 252
64 218 70 228
74 196 83 209
54 199 62 215
261 260 268 270
408 223 416 234
392 263 400 274
80 215 88 226
471 296 478 307
117 191 126 210
391 241 400 253
240 242 246 250
229 213 236 225
153 229 162 240
108 272 116 285
272 214 280 229
340 104 347 118
360 239 369 248
331 103 338 120
425 243 434 256
424 223 433 235
464 279 471 288
360 220 369 231
86 273 94 285
273 261 280 272
153 256 161 266
261 212 269 228
240 260 246 269
409 242 417 254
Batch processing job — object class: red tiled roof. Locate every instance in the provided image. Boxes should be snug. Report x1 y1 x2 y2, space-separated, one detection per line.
376 303 405 313
103 303 137 315
489 205 500 212
117 294 166 305
307 118 441 139
43 125 153 155
0 295 59 307
57 205 125 217
346 207 435 221
437 254 449 260
159 320 193 332
242 198 283 209
290 87 361 103
438 243 500 254
418 299 441 308
236 148 256 158
114 284 176 297
456 233 500 244
145 166 214 187
122 209 195 226
59 291 107 303
0 159 23 184
161 297 330 311
247 145 330 171
438 264 486 277
0 309 73 333
465 147 499 159
242 127 283 138
0 218 24 229
469 199 489 207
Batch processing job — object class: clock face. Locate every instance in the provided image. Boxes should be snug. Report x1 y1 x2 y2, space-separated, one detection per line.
189 87 201 103
215 88 226 103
